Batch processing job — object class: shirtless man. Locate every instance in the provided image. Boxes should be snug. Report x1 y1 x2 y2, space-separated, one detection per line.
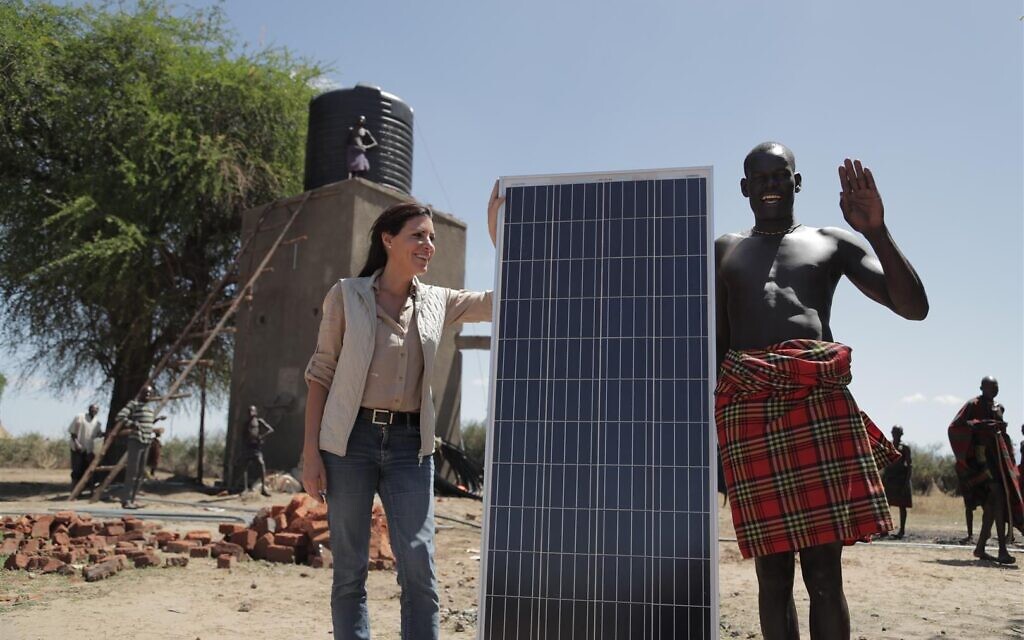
715 142 928 639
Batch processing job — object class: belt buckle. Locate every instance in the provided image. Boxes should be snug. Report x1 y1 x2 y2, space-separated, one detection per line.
371 409 393 426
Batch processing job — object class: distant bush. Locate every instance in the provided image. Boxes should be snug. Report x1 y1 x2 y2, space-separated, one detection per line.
0 433 68 469
461 420 487 465
157 431 225 479
907 442 958 495
0 427 968 496
0 431 225 478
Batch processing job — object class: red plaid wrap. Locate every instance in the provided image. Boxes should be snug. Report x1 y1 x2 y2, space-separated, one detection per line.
715 339 900 559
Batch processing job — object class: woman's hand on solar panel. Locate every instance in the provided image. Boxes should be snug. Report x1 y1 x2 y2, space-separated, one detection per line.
488 180 504 247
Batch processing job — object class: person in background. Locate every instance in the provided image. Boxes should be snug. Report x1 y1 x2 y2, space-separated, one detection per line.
115 385 163 509
242 405 275 496
68 403 102 489
882 425 913 539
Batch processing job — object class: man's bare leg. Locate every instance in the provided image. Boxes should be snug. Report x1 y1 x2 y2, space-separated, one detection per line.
974 488 997 560
799 542 850 640
990 486 1015 563
962 504 975 543
896 507 907 538
755 551 800 640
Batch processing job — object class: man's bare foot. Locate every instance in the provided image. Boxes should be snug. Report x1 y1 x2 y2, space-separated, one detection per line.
996 552 1016 565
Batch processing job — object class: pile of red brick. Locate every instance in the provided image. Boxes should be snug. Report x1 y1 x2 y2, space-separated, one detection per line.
214 494 394 570
1 511 196 580
1 494 395 580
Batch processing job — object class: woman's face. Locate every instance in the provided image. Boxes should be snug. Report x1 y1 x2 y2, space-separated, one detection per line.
383 214 435 277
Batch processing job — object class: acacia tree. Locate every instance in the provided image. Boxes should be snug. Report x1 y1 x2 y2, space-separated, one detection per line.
0 1 322 427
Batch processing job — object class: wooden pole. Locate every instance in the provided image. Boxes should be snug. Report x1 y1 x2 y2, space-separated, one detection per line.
197 313 208 485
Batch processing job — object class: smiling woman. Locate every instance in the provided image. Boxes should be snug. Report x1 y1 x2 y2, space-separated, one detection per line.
299 189 501 640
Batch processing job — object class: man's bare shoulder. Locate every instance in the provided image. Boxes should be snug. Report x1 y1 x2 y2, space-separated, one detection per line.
715 231 748 249
816 225 861 243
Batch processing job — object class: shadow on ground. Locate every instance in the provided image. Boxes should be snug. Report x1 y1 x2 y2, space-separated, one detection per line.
931 557 1019 570
0 475 223 502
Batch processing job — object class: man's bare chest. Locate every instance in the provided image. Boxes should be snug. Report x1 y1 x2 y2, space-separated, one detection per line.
721 236 839 296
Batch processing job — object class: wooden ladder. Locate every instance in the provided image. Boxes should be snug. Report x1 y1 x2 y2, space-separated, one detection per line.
70 193 311 501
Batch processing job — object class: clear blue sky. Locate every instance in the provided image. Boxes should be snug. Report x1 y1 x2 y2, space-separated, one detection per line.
2 0 1021 450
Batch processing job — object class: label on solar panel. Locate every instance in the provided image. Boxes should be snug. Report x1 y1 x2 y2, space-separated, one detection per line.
479 168 718 639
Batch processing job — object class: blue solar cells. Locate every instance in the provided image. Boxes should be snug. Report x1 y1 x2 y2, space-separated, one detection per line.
481 170 716 640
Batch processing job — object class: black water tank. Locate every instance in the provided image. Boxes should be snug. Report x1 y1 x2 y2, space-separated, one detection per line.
304 84 414 194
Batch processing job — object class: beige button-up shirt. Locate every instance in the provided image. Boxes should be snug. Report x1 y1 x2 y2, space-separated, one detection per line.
305 275 492 411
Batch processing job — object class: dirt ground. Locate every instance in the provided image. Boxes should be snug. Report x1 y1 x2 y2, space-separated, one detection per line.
1 467 1022 640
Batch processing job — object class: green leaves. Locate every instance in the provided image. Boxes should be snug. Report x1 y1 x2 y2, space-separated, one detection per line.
0 1 324 405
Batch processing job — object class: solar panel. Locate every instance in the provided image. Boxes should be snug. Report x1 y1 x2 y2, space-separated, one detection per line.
479 168 718 640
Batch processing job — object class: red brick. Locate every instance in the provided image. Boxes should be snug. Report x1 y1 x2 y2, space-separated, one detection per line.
216 554 235 569
286 516 309 533
21 539 41 553
163 540 198 554
307 503 329 521
3 553 29 571
265 544 295 564
273 532 304 547
154 531 178 543
102 523 126 536
273 513 288 532
269 505 286 518
165 556 189 568
123 519 146 532
310 530 330 547
252 533 275 560
53 511 76 525
0 538 19 555
189 545 212 558
211 541 245 560
133 552 161 568
54 548 87 564
69 522 97 537
83 559 119 581
229 529 258 551
30 516 55 539
52 531 71 546
252 516 276 536
307 520 330 536
118 530 146 542
219 523 246 536
184 530 212 545
39 557 67 574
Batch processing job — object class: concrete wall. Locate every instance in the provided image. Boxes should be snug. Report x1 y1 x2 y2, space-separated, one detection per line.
225 178 467 484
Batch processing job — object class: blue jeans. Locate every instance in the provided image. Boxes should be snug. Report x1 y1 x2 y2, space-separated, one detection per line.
322 418 439 640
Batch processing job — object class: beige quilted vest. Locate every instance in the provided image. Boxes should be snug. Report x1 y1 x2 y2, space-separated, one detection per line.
318 275 447 459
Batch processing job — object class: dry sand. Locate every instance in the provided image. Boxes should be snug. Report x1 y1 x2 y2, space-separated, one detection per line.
1 468 1021 639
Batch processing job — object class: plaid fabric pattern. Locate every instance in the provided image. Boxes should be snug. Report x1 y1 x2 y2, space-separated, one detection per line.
978 423 1024 534
948 399 1024 534
715 339 899 559
948 398 1001 490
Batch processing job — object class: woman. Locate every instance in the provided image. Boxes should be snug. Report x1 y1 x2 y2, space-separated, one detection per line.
302 184 502 640
346 115 377 179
